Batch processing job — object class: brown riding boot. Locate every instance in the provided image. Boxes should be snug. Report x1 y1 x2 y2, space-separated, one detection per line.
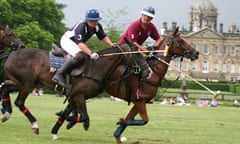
130 76 149 99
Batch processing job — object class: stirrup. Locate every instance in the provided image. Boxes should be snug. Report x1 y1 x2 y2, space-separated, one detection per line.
136 89 149 99
54 84 65 94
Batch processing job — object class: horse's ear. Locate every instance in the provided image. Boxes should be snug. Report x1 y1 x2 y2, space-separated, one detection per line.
173 26 179 36
124 37 134 47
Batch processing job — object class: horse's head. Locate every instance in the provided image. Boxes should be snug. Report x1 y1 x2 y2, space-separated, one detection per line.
157 27 199 61
123 37 151 79
0 25 25 51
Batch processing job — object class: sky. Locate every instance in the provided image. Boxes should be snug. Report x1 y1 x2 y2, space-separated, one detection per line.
55 0 239 32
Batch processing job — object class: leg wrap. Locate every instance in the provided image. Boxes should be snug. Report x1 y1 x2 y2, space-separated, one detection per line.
51 117 65 134
113 125 127 138
126 120 145 126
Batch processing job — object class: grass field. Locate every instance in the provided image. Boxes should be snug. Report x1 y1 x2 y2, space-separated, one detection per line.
0 93 240 144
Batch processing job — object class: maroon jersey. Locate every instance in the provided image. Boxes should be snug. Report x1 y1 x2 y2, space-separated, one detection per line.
119 19 160 45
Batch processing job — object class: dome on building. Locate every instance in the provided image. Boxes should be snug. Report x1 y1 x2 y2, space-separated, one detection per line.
191 0 217 11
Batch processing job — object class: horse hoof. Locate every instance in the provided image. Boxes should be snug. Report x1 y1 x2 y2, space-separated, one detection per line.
52 134 59 140
32 128 39 135
115 137 122 143
32 122 39 134
83 120 89 131
1 112 10 123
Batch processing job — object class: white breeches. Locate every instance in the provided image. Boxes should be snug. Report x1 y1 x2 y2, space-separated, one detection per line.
60 31 82 57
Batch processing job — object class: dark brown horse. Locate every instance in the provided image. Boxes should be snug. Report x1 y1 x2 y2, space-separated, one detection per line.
3 29 150 135
0 25 24 122
51 27 199 143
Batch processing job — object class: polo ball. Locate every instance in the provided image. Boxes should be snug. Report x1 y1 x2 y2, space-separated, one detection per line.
120 136 127 142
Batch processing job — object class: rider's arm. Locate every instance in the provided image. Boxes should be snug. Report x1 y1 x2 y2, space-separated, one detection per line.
154 38 161 47
133 42 148 51
78 42 92 56
102 36 115 47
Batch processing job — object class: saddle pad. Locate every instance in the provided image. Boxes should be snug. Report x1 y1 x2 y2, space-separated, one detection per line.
49 52 64 69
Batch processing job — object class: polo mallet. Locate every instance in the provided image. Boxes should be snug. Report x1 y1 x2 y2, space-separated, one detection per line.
156 56 221 98
99 50 166 57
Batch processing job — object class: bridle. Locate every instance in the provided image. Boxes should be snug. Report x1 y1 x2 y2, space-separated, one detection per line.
164 34 192 59
0 28 24 50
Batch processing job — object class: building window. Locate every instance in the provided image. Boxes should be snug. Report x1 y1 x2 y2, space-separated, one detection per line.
239 64 240 74
192 62 197 71
202 61 208 73
222 63 227 73
191 43 198 51
213 62 218 72
203 44 209 55
175 61 180 70
231 63 235 73
231 46 236 56
223 46 227 55
183 62 188 71
214 45 219 55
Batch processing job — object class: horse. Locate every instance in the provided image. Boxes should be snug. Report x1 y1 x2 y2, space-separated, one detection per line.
0 25 25 122
51 27 199 143
2 30 151 135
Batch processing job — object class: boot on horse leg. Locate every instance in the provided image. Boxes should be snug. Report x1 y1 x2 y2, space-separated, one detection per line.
52 52 85 88
130 76 149 99
52 58 75 88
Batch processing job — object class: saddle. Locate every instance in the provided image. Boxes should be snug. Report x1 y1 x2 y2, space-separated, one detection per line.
49 43 86 76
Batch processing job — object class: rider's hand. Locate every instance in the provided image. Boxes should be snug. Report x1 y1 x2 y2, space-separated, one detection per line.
111 43 118 48
90 52 99 59
147 52 154 58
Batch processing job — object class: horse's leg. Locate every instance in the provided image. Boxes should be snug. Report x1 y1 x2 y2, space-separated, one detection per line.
51 103 74 140
14 91 39 134
0 82 17 122
65 109 79 129
1 92 12 122
72 95 90 131
114 101 148 143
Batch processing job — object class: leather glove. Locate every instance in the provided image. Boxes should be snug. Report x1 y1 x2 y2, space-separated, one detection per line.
147 52 154 58
90 52 99 59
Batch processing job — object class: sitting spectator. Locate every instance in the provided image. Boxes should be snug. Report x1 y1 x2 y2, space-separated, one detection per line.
210 98 218 107
38 88 44 96
196 98 209 107
169 97 176 105
160 97 169 105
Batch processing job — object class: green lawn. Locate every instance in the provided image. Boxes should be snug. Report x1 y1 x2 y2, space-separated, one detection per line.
0 94 240 144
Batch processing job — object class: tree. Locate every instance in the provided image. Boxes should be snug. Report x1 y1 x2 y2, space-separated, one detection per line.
0 0 66 50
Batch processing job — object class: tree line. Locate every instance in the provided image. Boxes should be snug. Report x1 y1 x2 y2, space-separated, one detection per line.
0 0 124 80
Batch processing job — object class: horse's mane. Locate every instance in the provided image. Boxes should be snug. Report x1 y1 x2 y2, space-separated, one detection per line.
159 37 166 46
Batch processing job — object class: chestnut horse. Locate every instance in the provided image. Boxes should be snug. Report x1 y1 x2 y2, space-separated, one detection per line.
2 28 150 135
51 27 199 143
